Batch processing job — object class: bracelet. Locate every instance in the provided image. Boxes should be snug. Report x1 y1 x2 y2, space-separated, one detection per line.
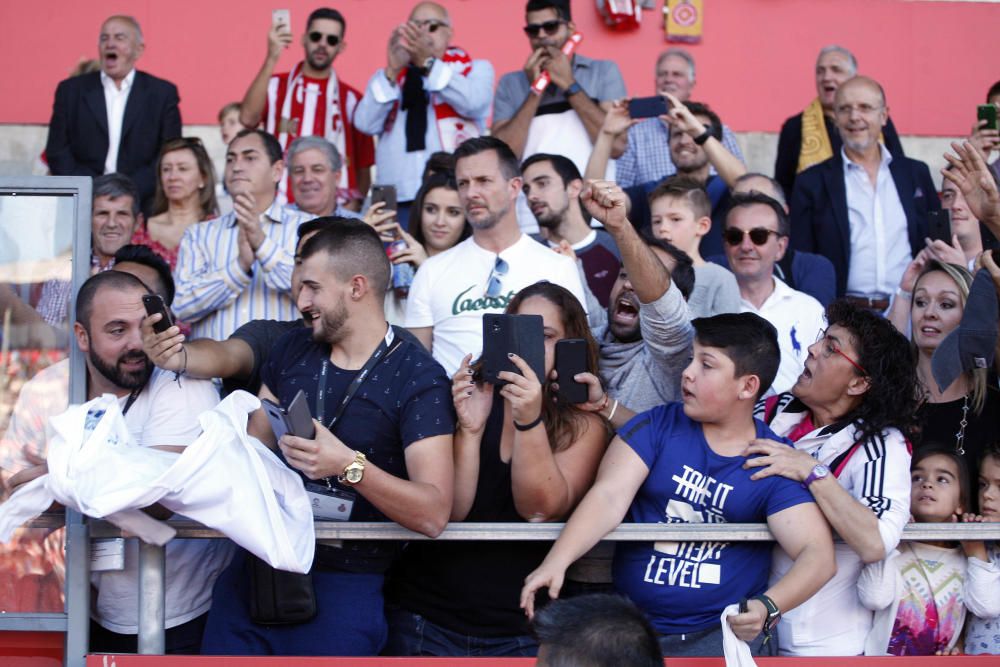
514 413 544 432
607 398 620 423
173 345 188 385
896 287 912 301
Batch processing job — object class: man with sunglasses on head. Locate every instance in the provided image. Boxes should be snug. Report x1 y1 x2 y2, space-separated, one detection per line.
493 0 625 176
239 7 373 211
723 192 824 396
355 2 494 227
404 136 586 376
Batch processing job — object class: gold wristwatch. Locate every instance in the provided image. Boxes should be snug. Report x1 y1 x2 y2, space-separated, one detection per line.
338 451 367 485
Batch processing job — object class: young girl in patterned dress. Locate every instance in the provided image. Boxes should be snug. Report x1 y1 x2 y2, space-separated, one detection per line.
859 447 1000 655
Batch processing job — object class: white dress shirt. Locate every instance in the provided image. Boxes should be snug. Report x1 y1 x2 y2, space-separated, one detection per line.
101 69 135 174
842 145 911 297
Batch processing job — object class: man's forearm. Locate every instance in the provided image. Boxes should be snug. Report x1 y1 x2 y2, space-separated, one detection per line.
704 137 747 188
240 56 280 128
585 131 615 181
492 94 541 159
611 220 671 303
353 459 451 538
180 338 254 381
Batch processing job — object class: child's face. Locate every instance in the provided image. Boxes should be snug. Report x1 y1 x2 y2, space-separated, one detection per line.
911 453 964 522
979 454 1000 521
649 197 706 255
680 340 748 423
220 110 242 146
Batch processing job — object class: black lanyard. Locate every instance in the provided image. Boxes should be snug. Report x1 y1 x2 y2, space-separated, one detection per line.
315 326 399 430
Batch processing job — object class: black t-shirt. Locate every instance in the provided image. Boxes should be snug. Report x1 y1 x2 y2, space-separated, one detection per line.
261 325 455 574
388 394 551 637
915 386 1000 511
222 318 302 396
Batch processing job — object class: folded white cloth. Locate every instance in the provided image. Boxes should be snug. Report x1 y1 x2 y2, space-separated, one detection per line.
0 391 314 572
721 603 759 667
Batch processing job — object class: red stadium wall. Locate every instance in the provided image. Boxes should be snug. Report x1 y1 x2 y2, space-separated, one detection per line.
0 0 996 137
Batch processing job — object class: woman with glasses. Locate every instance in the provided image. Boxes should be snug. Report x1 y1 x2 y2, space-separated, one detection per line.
384 281 610 658
132 137 218 269
888 258 1000 493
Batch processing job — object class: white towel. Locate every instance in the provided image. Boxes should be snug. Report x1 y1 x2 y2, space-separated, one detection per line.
0 391 315 572
721 603 759 667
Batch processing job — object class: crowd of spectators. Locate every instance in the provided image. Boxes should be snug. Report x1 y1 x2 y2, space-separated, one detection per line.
2 0 1000 660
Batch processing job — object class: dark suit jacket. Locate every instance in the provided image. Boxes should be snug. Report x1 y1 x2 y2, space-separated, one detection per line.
45 70 181 210
790 153 940 297
774 112 904 200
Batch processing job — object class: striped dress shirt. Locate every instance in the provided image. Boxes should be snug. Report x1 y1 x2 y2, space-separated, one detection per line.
173 200 311 340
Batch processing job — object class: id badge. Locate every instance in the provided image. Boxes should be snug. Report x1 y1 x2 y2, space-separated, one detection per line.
305 482 355 521
90 538 126 572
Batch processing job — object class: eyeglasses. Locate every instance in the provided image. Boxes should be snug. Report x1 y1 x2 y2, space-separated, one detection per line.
308 32 341 47
723 227 784 246
815 329 868 375
833 103 883 117
413 18 449 32
523 19 566 37
485 256 509 298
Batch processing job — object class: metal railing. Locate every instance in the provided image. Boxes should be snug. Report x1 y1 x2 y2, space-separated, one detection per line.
9 515 1000 666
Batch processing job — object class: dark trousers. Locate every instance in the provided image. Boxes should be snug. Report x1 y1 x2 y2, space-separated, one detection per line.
89 612 207 655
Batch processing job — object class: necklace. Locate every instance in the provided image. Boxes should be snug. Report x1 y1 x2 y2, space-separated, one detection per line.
954 394 970 457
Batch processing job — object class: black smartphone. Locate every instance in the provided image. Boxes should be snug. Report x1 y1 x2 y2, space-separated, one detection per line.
555 339 589 404
141 294 174 334
978 104 998 131
262 389 315 441
481 314 545 387
371 185 398 214
628 96 669 119
926 209 952 245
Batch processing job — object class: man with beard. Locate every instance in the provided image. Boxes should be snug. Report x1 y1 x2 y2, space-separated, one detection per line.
404 136 587 376
586 99 746 256
585 181 693 414
791 76 940 301
2 271 230 654
240 7 373 209
201 220 455 656
521 153 620 307
174 129 311 341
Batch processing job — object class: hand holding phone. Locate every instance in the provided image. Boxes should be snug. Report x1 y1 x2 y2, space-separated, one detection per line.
142 294 174 334
262 389 316 443
555 339 589 404
482 314 545 386
628 96 669 120
978 104 999 132
926 209 952 245
370 185 398 223
271 9 291 29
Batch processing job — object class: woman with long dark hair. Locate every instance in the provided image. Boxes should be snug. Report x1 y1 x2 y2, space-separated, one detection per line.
384 281 609 658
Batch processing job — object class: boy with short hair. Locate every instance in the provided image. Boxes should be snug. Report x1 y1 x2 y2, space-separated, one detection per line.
648 176 741 318
521 313 836 656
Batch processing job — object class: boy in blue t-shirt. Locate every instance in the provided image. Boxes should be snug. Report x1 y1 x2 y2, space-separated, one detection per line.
521 313 835 656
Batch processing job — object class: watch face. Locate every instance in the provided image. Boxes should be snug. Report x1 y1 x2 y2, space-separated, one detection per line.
345 467 363 484
814 464 830 479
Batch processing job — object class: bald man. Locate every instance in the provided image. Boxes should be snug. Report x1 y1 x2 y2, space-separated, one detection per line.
790 76 940 302
355 1 494 226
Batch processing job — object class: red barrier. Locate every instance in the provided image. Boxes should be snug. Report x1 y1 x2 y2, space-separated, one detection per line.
0 631 63 667
80 656 1000 666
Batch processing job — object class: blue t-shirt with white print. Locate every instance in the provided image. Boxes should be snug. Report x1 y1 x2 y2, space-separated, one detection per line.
613 402 813 634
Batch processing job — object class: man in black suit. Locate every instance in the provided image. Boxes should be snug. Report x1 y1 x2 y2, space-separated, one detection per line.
790 76 940 306
45 15 181 212
774 46 905 199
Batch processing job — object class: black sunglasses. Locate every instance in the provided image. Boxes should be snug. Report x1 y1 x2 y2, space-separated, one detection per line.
309 32 341 47
523 19 565 37
723 227 784 246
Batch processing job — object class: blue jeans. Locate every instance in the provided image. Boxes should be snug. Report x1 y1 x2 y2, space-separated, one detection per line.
201 550 387 656
383 605 538 657
658 624 776 657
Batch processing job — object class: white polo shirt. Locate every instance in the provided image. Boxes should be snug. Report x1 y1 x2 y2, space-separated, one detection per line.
740 277 825 395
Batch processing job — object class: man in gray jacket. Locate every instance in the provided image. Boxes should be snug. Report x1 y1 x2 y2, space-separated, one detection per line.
581 180 693 413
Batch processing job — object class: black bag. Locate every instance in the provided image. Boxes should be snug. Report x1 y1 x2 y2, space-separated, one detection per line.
248 554 317 625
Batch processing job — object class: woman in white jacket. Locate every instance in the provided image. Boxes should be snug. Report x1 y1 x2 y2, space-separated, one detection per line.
859 447 1000 655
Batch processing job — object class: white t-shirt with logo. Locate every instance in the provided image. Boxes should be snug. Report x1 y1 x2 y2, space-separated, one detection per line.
405 234 587 376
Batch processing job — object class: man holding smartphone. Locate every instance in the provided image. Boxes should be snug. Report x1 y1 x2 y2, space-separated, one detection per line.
354 2 493 227
239 7 373 210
